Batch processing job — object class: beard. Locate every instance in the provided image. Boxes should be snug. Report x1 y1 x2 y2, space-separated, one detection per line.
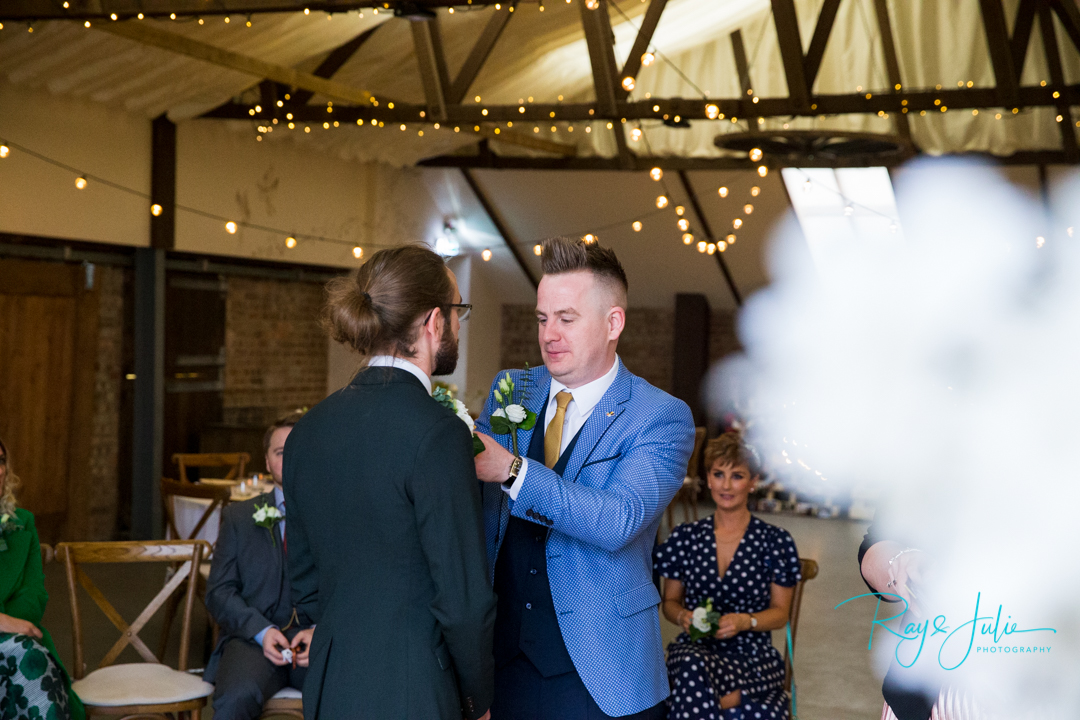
432 317 459 376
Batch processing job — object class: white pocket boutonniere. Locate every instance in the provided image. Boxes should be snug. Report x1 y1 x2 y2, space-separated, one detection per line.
0 512 25 553
253 504 284 546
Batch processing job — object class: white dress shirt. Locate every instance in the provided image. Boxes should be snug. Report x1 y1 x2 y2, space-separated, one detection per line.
503 356 620 501
367 355 433 396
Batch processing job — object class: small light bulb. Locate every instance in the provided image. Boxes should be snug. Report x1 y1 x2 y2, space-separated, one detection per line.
225 221 238 234
353 246 364 259
844 204 854 216
696 240 707 253
678 218 690 231
1036 236 1046 248
743 204 754 215
750 186 760 197
75 176 87 190
733 218 743 229
757 165 768 177
656 195 669 209
150 203 163 216
749 147 763 162
586 0 599 8
726 234 736 244
649 167 663 181
632 221 642 232
583 234 596 244
0 144 9 158
718 186 728 198
630 128 642 141
803 179 812 193
682 233 694 245
641 52 655 66
285 236 297 249
621 76 635 91
533 244 543 256
705 104 719 119
482 248 492 261
675 205 685 217
707 243 716 255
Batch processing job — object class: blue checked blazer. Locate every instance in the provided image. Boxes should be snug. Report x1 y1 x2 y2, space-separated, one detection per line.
477 359 695 716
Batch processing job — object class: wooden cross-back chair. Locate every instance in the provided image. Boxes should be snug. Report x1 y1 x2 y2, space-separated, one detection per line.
172 452 250 484
784 557 819 692
40 542 54 565
665 427 708 530
55 540 215 719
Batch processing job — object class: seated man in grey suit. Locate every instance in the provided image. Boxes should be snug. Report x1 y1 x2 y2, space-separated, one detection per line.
204 411 315 719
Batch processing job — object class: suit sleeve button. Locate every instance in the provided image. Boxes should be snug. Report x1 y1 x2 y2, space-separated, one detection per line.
525 603 532 610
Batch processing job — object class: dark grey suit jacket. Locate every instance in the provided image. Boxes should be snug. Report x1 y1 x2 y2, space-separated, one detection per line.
284 366 496 720
204 492 313 683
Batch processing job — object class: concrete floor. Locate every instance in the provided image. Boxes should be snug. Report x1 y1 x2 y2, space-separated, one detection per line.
39 508 886 719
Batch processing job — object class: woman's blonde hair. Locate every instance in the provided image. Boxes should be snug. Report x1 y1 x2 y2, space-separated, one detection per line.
703 430 761 477
0 437 19 517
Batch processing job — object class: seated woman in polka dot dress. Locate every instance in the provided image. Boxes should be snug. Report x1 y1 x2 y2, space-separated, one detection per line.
654 431 801 720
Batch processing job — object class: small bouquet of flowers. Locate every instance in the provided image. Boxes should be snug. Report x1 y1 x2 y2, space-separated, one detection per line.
253 504 284 546
688 597 722 641
433 386 485 456
0 512 24 553
487 368 538 456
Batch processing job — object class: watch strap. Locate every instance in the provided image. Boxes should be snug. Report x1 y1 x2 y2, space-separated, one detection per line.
502 456 524 490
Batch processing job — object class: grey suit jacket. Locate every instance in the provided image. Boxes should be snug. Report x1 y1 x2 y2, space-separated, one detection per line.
204 491 313 682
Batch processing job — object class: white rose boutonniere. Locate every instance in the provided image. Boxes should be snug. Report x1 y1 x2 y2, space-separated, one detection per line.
486 366 538 456
688 597 722 641
253 503 284 547
433 386 484 456
0 512 25 553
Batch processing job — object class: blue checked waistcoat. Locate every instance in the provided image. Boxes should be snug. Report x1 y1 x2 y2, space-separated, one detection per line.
477 360 696 716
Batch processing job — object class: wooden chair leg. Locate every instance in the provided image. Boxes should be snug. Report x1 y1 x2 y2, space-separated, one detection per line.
157 581 183 660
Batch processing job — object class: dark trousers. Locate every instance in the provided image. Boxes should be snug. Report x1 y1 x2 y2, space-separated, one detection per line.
211 638 308 720
491 655 666 720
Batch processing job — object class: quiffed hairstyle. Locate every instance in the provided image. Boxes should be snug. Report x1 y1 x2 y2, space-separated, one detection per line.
0 437 20 517
541 236 628 305
322 245 454 362
704 430 762 477
263 411 306 454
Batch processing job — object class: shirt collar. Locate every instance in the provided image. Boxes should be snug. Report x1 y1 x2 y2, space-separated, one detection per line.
273 485 285 509
548 356 620 417
367 355 433 396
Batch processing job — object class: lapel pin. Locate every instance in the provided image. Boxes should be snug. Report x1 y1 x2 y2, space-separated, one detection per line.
607 411 615 417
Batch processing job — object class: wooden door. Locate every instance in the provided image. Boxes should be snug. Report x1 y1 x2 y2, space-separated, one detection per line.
0 258 98 541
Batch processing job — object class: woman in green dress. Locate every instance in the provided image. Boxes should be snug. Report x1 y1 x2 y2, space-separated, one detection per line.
0 437 85 720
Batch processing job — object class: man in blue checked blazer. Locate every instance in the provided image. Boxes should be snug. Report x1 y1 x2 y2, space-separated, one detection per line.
474 236 696 720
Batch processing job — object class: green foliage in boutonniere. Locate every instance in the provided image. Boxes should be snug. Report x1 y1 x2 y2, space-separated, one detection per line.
489 366 538 456
0 512 25 553
253 503 284 547
433 386 485 457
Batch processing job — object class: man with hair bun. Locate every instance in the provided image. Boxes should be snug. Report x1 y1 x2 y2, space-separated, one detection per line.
474 236 696 720
284 245 495 720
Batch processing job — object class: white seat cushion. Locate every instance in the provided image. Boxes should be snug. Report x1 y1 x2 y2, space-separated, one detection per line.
270 687 303 700
72 663 214 706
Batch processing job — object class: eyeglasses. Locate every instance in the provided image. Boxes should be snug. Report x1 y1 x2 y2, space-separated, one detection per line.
424 303 472 325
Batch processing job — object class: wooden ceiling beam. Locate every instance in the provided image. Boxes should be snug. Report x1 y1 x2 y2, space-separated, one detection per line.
1048 0 1080 53
870 0 910 140
730 29 753 98
580 0 633 168
677 170 742 307
617 0 669 101
98 21 374 105
290 24 382 106
803 0 842 90
770 0 811 109
447 8 513 105
1037 0 1079 160
410 17 449 122
1012 0 1040 77
0 1 506 21
460 169 538 289
979 0 1022 107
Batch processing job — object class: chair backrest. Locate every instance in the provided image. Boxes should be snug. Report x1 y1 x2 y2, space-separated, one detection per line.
686 427 707 479
40 542 54 565
172 452 250 483
161 477 234 542
55 540 211 678
784 557 819 691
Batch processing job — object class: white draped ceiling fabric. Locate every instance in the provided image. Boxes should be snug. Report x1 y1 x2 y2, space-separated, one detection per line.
3 0 1080 167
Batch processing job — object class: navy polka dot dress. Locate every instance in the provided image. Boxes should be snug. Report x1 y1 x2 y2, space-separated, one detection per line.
653 515 801 720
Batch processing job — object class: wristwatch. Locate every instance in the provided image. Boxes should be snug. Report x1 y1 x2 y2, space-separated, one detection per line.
747 613 758 629
502 456 524 490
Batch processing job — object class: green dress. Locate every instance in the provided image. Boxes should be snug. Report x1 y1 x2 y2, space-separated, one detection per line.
0 508 85 720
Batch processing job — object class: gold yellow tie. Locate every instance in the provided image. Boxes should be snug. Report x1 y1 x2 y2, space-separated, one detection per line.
544 391 574 469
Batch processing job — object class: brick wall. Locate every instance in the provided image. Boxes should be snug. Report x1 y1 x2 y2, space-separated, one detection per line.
709 310 742 364
85 265 124 539
223 277 328 427
500 305 674 393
